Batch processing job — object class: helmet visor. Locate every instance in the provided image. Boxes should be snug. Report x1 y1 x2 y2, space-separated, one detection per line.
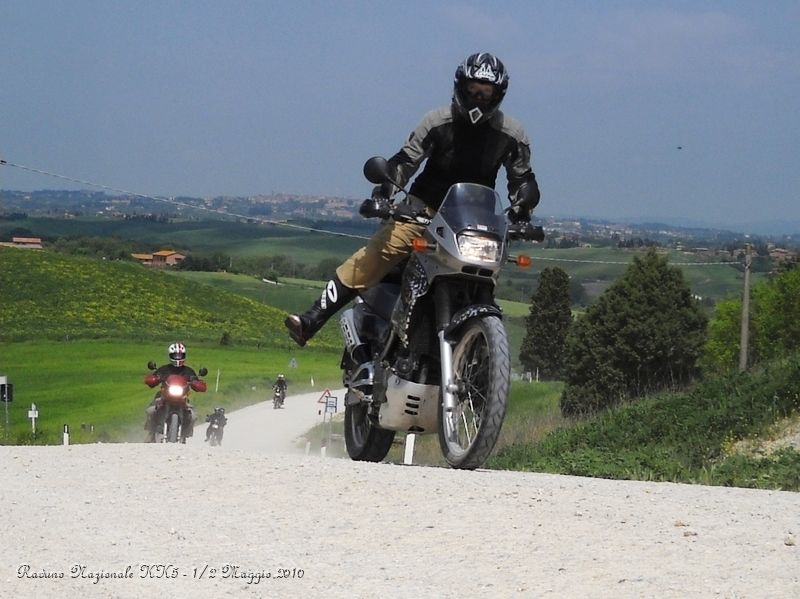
462 80 496 110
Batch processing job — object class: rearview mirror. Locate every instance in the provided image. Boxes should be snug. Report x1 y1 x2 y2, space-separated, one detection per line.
199 367 208 377
147 361 156 370
363 156 390 185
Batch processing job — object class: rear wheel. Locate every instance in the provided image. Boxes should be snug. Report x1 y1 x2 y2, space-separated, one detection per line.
438 316 510 470
344 395 395 462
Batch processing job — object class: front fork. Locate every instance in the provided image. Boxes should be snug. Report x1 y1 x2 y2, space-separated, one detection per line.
435 284 458 439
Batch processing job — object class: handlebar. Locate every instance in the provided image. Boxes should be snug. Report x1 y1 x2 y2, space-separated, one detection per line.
359 198 544 242
359 198 431 225
508 223 545 242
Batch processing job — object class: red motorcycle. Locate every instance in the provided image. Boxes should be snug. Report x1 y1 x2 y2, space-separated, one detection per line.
145 361 208 443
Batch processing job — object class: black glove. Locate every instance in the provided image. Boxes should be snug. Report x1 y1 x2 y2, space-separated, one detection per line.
508 204 531 224
509 221 546 242
371 185 389 200
359 197 391 219
508 179 540 224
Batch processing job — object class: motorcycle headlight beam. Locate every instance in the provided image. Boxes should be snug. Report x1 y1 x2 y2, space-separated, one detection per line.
456 233 501 263
167 384 184 397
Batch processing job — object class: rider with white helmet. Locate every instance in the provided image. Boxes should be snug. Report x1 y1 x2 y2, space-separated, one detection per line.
143 342 206 442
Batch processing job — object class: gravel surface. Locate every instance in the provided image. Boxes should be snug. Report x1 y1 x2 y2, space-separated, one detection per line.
2 390 798 598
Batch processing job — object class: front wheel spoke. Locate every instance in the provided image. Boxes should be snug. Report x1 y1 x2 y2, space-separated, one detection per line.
464 393 480 431
459 408 472 445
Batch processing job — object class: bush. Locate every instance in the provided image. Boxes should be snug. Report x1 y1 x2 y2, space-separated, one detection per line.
560 249 707 416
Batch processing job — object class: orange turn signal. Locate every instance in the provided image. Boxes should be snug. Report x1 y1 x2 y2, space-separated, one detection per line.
516 255 532 268
412 237 429 252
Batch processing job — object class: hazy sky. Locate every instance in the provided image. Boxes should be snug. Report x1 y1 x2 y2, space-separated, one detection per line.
1 1 798 231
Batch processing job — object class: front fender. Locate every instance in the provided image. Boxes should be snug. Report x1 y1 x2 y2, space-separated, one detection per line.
443 304 503 341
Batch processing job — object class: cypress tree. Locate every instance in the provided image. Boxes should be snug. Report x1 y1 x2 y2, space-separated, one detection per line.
519 267 573 380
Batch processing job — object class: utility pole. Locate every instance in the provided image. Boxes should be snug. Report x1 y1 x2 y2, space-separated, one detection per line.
738 243 752 372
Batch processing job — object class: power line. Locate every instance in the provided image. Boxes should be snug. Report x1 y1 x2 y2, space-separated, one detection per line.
527 255 736 267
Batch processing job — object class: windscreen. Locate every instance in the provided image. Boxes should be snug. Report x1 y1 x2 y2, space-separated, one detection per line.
437 183 508 236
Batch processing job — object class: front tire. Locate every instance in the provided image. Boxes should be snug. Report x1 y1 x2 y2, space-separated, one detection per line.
438 316 510 470
344 395 395 462
167 413 180 443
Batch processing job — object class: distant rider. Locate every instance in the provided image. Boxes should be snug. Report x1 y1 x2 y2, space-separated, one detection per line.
143 342 207 442
273 374 288 406
205 407 228 443
273 374 288 395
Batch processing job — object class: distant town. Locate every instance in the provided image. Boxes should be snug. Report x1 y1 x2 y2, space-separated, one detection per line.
1 189 798 264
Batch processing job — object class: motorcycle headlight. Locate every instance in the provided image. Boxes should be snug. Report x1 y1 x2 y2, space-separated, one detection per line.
457 233 501 263
167 384 184 398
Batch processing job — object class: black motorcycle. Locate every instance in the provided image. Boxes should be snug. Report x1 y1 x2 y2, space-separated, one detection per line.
272 389 285 409
205 407 227 446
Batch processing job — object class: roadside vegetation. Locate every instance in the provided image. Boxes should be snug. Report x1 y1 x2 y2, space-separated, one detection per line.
496 253 800 491
490 355 800 491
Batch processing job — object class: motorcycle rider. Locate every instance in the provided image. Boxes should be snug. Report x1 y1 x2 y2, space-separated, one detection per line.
205 407 228 443
143 342 207 442
273 374 288 405
285 52 540 347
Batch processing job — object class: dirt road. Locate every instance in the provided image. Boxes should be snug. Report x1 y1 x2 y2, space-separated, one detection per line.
187 388 340 453
2 391 798 598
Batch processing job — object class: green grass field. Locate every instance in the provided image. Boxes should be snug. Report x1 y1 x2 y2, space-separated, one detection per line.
502 246 760 303
0 246 341 348
167 271 326 314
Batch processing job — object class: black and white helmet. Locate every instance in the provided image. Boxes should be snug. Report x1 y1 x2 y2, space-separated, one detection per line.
168 342 186 367
453 52 509 125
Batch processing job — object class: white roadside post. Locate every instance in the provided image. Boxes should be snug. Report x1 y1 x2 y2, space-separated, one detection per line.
28 403 38 436
404 434 416 465
320 391 337 457
0 375 11 441
63 424 70 446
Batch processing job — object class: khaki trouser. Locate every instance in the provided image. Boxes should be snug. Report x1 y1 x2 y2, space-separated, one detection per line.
336 196 432 289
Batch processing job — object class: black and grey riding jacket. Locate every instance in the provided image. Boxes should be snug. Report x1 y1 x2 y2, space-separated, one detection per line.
384 104 539 212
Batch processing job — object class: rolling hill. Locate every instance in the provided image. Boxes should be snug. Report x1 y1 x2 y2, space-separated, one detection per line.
0 246 339 348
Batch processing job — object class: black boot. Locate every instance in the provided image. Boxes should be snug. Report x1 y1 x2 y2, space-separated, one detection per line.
285 276 355 347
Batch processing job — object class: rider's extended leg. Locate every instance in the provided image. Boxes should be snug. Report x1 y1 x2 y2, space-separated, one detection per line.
284 215 426 347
